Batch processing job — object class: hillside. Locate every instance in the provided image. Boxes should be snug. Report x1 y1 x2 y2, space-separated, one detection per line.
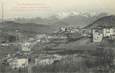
0 21 55 34
85 15 115 29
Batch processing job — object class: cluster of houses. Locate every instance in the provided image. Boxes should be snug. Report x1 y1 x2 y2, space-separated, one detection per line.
92 27 115 42
58 26 80 33
1 54 28 69
1 53 63 70
1 25 115 70
35 54 62 65
0 32 65 69
8 57 28 69
57 26 115 43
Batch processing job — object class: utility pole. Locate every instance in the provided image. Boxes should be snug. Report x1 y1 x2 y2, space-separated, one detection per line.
1 2 4 24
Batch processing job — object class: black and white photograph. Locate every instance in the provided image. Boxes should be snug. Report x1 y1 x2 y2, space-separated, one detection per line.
0 0 115 73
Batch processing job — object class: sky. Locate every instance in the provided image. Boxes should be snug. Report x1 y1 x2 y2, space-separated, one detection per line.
0 0 115 18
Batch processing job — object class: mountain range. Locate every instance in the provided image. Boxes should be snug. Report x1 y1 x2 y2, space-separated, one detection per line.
0 12 114 35
13 12 109 28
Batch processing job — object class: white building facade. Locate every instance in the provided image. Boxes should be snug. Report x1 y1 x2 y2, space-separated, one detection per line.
92 27 115 42
9 58 28 69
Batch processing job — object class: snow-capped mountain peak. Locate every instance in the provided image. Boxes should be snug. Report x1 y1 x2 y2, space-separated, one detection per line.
55 11 98 19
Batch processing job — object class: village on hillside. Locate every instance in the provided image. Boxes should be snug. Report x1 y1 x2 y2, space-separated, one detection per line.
0 0 115 72
0 18 115 73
